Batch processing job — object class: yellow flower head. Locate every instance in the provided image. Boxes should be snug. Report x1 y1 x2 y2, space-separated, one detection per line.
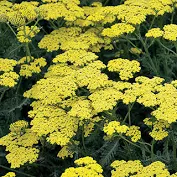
145 28 164 38
125 125 141 142
108 58 141 80
102 23 135 38
17 25 40 43
163 24 177 41
61 156 103 177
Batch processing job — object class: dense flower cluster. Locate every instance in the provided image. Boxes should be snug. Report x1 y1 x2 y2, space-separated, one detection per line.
145 28 164 38
61 157 103 177
103 121 141 142
146 24 177 41
146 119 170 141
0 58 19 87
0 120 39 168
102 23 135 38
18 56 46 78
107 58 141 80
17 25 40 43
111 160 177 177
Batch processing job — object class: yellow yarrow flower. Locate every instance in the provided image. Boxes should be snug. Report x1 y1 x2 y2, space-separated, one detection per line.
19 57 46 78
61 157 104 177
17 25 40 43
0 72 19 87
89 88 123 113
102 23 135 38
0 1 13 23
53 50 98 66
6 147 39 168
103 121 129 136
143 118 153 126
111 160 143 177
68 99 94 120
38 2 84 21
0 58 17 72
45 63 77 78
152 83 177 123
107 58 141 80
125 125 141 142
0 120 39 168
24 76 78 104
111 160 172 177
149 120 170 141
9 120 28 133
57 145 74 159
7 11 25 26
145 28 164 38
12 1 38 22
163 24 177 41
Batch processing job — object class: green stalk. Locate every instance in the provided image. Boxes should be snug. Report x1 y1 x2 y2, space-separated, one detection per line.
119 135 142 149
171 8 175 24
135 32 159 75
151 139 155 161
123 102 134 124
103 0 110 6
82 125 87 154
128 104 131 125
6 22 16 36
49 20 58 29
158 40 177 57
25 43 32 60
0 165 35 177
27 18 40 36
0 88 8 102
171 131 177 163
145 16 156 45
15 77 22 94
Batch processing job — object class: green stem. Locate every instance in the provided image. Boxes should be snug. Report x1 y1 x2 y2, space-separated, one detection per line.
158 40 177 57
171 8 175 24
135 32 158 75
0 165 35 177
37 23 47 34
15 77 22 94
0 88 8 102
6 22 16 36
124 36 140 51
25 43 32 59
103 0 110 6
128 104 131 125
171 131 177 163
28 18 40 36
82 125 87 154
23 26 32 61
119 135 142 149
138 140 152 153
151 139 155 161
49 20 58 29
164 136 170 161
8 44 23 56
145 16 156 45
123 102 135 124
138 140 151 148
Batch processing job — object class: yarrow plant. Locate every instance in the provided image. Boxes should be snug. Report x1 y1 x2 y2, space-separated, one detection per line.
1 0 177 176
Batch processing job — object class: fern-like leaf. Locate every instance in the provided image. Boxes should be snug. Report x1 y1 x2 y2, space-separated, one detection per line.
99 140 119 167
